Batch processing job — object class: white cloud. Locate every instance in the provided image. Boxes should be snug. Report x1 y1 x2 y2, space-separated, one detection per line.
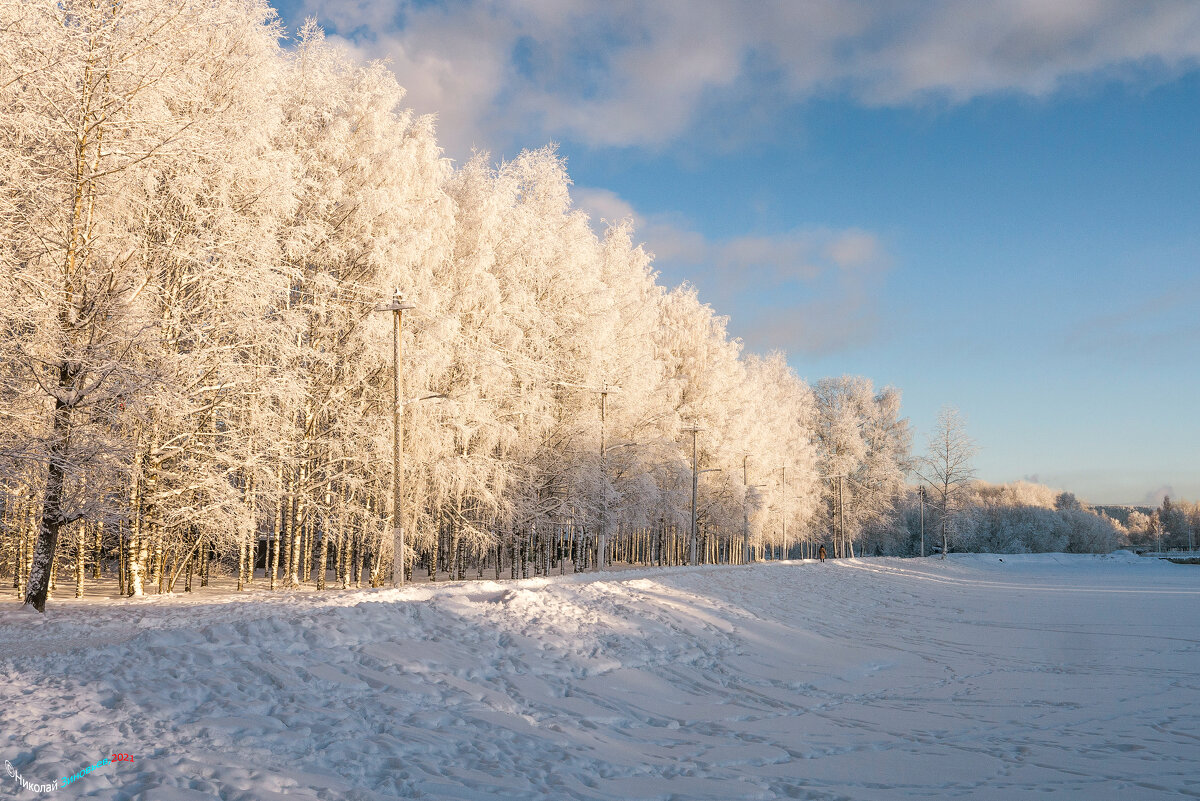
1063 280 1200 356
573 189 891 355
295 0 1200 155
573 187 709 265
571 187 636 227
826 231 882 270
718 228 891 355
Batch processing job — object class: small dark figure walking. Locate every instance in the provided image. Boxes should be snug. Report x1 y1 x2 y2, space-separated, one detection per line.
818 544 826 563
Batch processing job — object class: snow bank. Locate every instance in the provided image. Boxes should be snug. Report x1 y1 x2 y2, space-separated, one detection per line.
2 555 1198 799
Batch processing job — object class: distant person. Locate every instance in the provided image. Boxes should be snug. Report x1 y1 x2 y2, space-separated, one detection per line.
819 544 826 562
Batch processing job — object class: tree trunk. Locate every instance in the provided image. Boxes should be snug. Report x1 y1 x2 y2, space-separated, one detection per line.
298 504 309 585
316 529 329 590
510 527 517 580
125 450 144 596
338 527 349 589
429 520 438 582
24 383 72 612
151 523 165 593
449 522 460 581
352 537 362 587
74 523 85 598
92 522 103 579
457 534 466 581
520 527 528 579
281 479 295 587
116 522 127 596
11 507 21 592
244 474 256 587
201 540 210 587
266 522 275 590
237 533 246 592
287 476 301 586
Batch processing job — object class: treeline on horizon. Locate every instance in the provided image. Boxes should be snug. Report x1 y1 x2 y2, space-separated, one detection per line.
0 0 1153 608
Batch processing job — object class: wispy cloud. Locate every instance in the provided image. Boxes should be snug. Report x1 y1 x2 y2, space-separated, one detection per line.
573 188 892 355
296 0 1200 156
1143 484 1176 506
1063 279 1200 356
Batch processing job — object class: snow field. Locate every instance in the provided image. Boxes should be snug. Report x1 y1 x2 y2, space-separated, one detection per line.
2 553 1198 800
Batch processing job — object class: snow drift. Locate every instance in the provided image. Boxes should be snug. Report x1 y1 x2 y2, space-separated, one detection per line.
2 554 1198 800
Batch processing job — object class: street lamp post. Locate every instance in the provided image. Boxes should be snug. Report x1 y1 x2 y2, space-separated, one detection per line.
743 456 750 564
377 289 415 588
918 485 926 557
781 465 787 560
742 454 766 565
682 424 703 565
597 382 620 571
838 474 846 558
692 467 723 564
552 380 621 571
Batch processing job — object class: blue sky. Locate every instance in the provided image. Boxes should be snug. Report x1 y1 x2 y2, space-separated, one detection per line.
276 0 1200 505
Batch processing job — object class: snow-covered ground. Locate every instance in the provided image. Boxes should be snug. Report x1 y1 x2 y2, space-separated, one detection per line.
2 553 1198 800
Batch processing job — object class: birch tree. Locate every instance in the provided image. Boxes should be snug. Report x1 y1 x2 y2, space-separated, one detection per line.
0 0 282 610
0 5 938 598
915 405 977 558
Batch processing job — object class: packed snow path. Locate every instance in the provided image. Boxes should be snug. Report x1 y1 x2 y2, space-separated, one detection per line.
2 554 1199 800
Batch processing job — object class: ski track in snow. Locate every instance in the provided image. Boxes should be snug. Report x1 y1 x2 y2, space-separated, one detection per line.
2 553 1199 800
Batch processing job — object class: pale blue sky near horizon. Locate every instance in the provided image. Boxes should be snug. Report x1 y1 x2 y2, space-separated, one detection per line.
275 0 1200 506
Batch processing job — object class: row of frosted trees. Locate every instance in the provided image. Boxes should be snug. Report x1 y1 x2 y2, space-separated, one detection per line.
0 0 911 609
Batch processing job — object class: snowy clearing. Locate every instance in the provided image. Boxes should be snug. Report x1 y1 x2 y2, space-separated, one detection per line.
2 553 1199 800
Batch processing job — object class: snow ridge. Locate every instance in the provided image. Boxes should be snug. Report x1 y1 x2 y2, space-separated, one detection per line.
2 555 1198 800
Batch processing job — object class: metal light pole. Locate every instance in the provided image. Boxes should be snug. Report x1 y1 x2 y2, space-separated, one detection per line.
694 467 723 563
378 289 415 588
743 456 750 564
781 465 788 559
552 380 621 571
596 382 620 571
742 454 766 565
838 474 847 558
682 424 703 565
918 485 926 557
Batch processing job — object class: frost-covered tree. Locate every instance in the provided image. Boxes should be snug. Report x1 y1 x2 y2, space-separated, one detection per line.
1 5 936 606
0 0 282 610
915 406 977 559
1124 510 1154 547
813 377 910 557
1157 496 1192 550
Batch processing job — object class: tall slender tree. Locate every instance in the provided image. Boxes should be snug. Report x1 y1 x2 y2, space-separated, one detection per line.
915 405 977 559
